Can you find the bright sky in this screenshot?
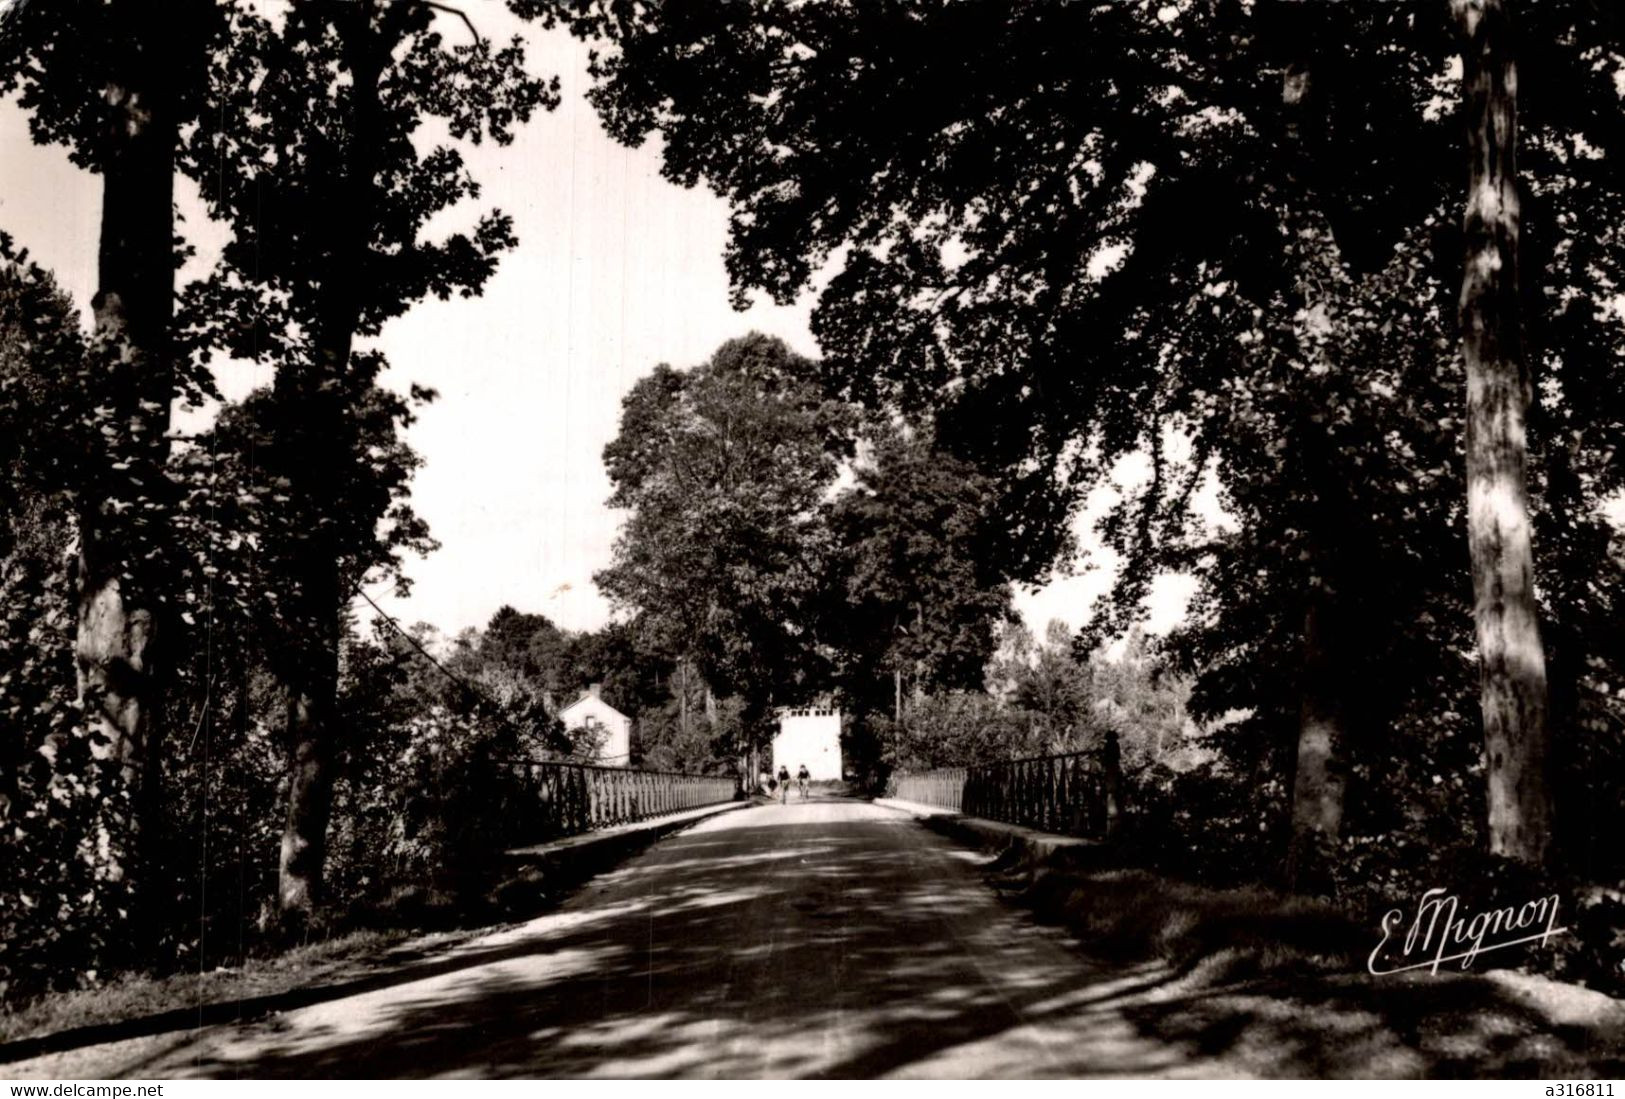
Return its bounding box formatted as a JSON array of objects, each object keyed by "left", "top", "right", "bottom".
[{"left": 0, "top": 15, "right": 1186, "bottom": 641}]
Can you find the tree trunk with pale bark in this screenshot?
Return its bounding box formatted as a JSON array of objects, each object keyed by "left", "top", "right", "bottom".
[
  {"left": 1452, "top": 0, "right": 1553, "bottom": 866},
  {"left": 276, "top": 578, "right": 341, "bottom": 917},
  {"left": 1288, "top": 591, "right": 1349, "bottom": 886},
  {"left": 1279, "top": 54, "right": 1353, "bottom": 889},
  {"left": 78, "top": 0, "right": 177, "bottom": 916}
]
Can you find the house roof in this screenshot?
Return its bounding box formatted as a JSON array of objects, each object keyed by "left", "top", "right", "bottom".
[{"left": 559, "top": 692, "right": 628, "bottom": 721}]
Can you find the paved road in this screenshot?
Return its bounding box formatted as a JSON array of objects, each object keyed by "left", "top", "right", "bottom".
[
  {"left": 12, "top": 797, "right": 1625, "bottom": 1079},
  {"left": 52, "top": 798, "right": 1239, "bottom": 1079}
]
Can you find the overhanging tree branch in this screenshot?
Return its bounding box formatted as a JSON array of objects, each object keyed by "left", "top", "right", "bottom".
[{"left": 416, "top": 0, "right": 483, "bottom": 47}]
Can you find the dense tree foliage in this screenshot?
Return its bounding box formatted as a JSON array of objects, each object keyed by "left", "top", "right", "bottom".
[
  {"left": 1, "top": 0, "right": 562, "bottom": 987},
  {"left": 2, "top": 0, "right": 225, "bottom": 927},
  {"left": 0, "top": 241, "right": 102, "bottom": 992},
  {"left": 883, "top": 620, "right": 1202, "bottom": 778},
  {"left": 598, "top": 333, "right": 853, "bottom": 754},
  {"left": 179, "top": 0, "right": 555, "bottom": 923},
  {"left": 555, "top": 0, "right": 1625, "bottom": 889},
  {"left": 596, "top": 337, "right": 1053, "bottom": 776},
  {"left": 822, "top": 425, "right": 1019, "bottom": 718},
  {"left": 6, "top": 0, "right": 1625, "bottom": 1012}
]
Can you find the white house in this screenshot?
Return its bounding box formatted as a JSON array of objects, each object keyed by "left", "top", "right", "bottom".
[
  {"left": 773, "top": 708, "right": 842, "bottom": 781},
  {"left": 559, "top": 683, "right": 632, "bottom": 766}
]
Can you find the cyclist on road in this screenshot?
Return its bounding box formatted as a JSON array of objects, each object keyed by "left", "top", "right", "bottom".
[
  {"left": 797, "top": 764, "right": 811, "bottom": 800},
  {"left": 777, "top": 764, "right": 791, "bottom": 804}
]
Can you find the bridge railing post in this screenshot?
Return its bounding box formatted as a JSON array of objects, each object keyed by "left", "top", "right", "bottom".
[{"left": 1102, "top": 730, "right": 1123, "bottom": 840}]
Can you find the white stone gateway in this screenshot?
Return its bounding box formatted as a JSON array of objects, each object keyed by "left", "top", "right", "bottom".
[{"left": 773, "top": 707, "right": 842, "bottom": 781}]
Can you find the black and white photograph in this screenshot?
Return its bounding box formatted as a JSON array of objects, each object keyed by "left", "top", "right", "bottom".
[{"left": 2, "top": 0, "right": 1625, "bottom": 1083}]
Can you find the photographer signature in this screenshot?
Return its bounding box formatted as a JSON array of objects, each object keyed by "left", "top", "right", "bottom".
[{"left": 1368, "top": 887, "right": 1567, "bottom": 975}]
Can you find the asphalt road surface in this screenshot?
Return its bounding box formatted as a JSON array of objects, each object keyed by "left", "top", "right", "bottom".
[
  {"left": 19, "top": 797, "right": 1252, "bottom": 1079},
  {"left": 23, "top": 797, "right": 1609, "bottom": 1079}
]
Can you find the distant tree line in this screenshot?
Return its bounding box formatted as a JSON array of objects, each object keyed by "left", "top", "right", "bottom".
[
  {"left": 591, "top": 333, "right": 1035, "bottom": 781},
  {"left": 588, "top": 333, "right": 1212, "bottom": 797}
]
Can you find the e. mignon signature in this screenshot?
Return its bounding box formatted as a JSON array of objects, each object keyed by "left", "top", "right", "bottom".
[{"left": 1368, "top": 887, "right": 1567, "bottom": 976}]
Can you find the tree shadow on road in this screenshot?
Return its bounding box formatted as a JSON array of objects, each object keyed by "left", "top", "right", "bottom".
[{"left": 84, "top": 809, "right": 1625, "bottom": 1079}]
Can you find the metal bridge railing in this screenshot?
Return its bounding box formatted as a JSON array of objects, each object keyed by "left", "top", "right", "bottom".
[
  {"left": 892, "top": 768, "right": 968, "bottom": 813},
  {"left": 892, "top": 736, "right": 1123, "bottom": 840},
  {"left": 498, "top": 760, "right": 738, "bottom": 846}
]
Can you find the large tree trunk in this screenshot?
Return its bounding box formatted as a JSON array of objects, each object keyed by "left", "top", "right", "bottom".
[
  {"left": 275, "top": 1, "right": 384, "bottom": 924},
  {"left": 1288, "top": 590, "right": 1349, "bottom": 887},
  {"left": 1285, "top": 400, "right": 1357, "bottom": 891},
  {"left": 276, "top": 577, "right": 341, "bottom": 916},
  {"left": 78, "top": 0, "right": 177, "bottom": 914},
  {"left": 1452, "top": 0, "right": 1552, "bottom": 866},
  {"left": 1278, "top": 57, "right": 1353, "bottom": 888},
  {"left": 273, "top": 377, "right": 352, "bottom": 925}
]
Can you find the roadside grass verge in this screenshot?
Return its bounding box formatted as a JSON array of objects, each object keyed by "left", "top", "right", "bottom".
[
  {"left": 2, "top": 801, "right": 752, "bottom": 1056},
  {"left": 0, "top": 926, "right": 490, "bottom": 1047},
  {"left": 1001, "top": 858, "right": 1625, "bottom": 1076},
  {"left": 1016, "top": 865, "right": 1363, "bottom": 982}
]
